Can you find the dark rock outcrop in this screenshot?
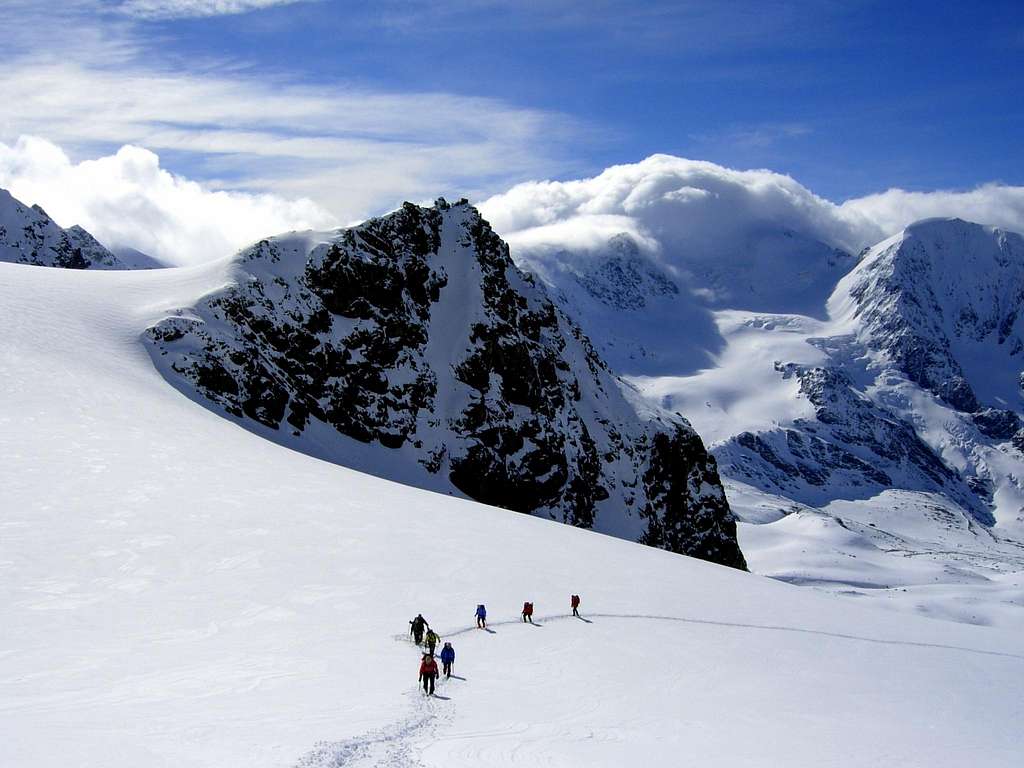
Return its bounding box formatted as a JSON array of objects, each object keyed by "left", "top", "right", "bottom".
[
  {"left": 145, "top": 199, "right": 745, "bottom": 567},
  {"left": 973, "top": 408, "right": 1022, "bottom": 440},
  {"left": 717, "top": 362, "right": 989, "bottom": 523}
]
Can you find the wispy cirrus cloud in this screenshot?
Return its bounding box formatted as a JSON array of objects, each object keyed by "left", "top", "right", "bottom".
[
  {"left": 0, "top": 0, "right": 582, "bottom": 261},
  {"left": 0, "top": 58, "right": 575, "bottom": 217},
  {"left": 115, "top": 0, "right": 309, "bottom": 19}
]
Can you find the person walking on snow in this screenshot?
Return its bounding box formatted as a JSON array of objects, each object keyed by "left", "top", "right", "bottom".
[
  {"left": 522, "top": 601, "right": 534, "bottom": 623},
  {"left": 440, "top": 642, "right": 455, "bottom": 678},
  {"left": 419, "top": 653, "right": 439, "bottom": 696},
  {"left": 409, "top": 614, "right": 427, "bottom": 645},
  {"left": 424, "top": 628, "right": 440, "bottom": 655},
  {"left": 571, "top": 594, "right": 581, "bottom": 617},
  {"left": 475, "top": 604, "right": 487, "bottom": 629}
]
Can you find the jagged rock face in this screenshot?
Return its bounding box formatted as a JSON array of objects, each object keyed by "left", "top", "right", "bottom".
[
  {"left": 837, "top": 218, "right": 1024, "bottom": 414},
  {"left": 721, "top": 218, "right": 1024, "bottom": 529},
  {"left": 571, "top": 234, "right": 679, "bottom": 310},
  {"left": 973, "top": 408, "right": 1022, "bottom": 440},
  {"left": 0, "top": 189, "right": 123, "bottom": 269},
  {"left": 145, "top": 199, "right": 745, "bottom": 567},
  {"left": 1013, "top": 429, "right": 1024, "bottom": 453},
  {"left": 715, "top": 362, "right": 989, "bottom": 521},
  {"left": 640, "top": 428, "right": 745, "bottom": 567}
]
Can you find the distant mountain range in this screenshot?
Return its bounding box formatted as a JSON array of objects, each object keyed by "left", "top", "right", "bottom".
[
  {"left": 523, "top": 214, "right": 1024, "bottom": 588},
  {"left": 6, "top": 180, "right": 1024, "bottom": 577}
]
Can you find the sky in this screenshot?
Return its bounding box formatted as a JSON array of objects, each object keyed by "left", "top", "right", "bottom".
[{"left": 0, "top": 0, "right": 1022, "bottom": 264}]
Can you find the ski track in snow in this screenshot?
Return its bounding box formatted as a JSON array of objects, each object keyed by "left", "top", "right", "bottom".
[
  {"left": 296, "top": 694, "right": 448, "bottom": 768},
  {"left": 331, "top": 609, "right": 1024, "bottom": 767},
  {"left": 439, "top": 612, "right": 1024, "bottom": 660}
]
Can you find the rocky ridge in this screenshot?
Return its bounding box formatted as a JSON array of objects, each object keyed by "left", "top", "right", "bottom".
[{"left": 145, "top": 199, "right": 746, "bottom": 567}]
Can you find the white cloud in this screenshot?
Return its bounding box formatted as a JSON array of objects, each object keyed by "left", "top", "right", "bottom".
[
  {"left": 7, "top": 140, "right": 1023, "bottom": 273},
  {"left": 116, "top": 0, "right": 307, "bottom": 19},
  {"left": 0, "top": 136, "right": 335, "bottom": 266},
  {"left": 0, "top": 58, "right": 574, "bottom": 228},
  {"left": 840, "top": 185, "right": 1024, "bottom": 242},
  {"left": 479, "top": 154, "right": 875, "bottom": 260},
  {"left": 480, "top": 154, "right": 1024, "bottom": 263},
  {"left": 0, "top": 0, "right": 579, "bottom": 239}
]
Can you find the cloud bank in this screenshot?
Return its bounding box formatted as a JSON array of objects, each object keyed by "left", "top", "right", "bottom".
[
  {"left": 480, "top": 155, "right": 1024, "bottom": 261},
  {"left": 840, "top": 185, "right": 1024, "bottom": 243},
  {"left": 0, "top": 136, "right": 335, "bottom": 266},
  {"left": 4, "top": 143, "right": 1024, "bottom": 271}
]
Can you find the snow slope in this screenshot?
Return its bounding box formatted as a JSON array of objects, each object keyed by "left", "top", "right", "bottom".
[{"left": 2, "top": 251, "right": 1023, "bottom": 766}]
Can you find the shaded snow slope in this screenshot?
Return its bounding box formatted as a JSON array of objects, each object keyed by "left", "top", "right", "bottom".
[
  {"left": 0, "top": 188, "right": 124, "bottom": 269},
  {"left": 514, "top": 226, "right": 852, "bottom": 379},
  {"left": 2, "top": 258, "right": 1023, "bottom": 768},
  {"left": 142, "top": 200, "right": 744, "bottom": 565}
]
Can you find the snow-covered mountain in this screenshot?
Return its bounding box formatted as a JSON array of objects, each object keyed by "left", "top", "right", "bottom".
[
  {"left": 514, "top": 226, "right": 853, "bottom": 378},
  {"left": 0, "top": 188, "right": 124, "bottom": 269},
  {"left": 510, "top": 216, "right": 1024, "bottom": 619},
  {"left": 144, "top": 199, "right": 745, "bottom": 567},
  {"left": 834, "top": 218, "right": 1024, "bottom": 417},
  {"left": 2, "top": 244, "right": 1021, "bottom": 768}
]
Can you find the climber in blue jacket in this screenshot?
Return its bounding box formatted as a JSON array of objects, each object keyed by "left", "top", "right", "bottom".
[
  {"left": 475, "top": 603, "right": 487, "bottom": 629},
  {"left": 440, "top": 642, "right": 456, "bottom": 678}
]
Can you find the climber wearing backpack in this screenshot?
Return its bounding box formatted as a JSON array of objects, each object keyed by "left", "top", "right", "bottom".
[
  {"left": 409, "top": 614, "right": 427, "bottom": 645},
  {"left": 522, "top": 601, "right": 534, "bottom": 623},
  {"left": 440, "top": 642, "right": 455, "bottom": 678},
  {"left": 419, "top": 653, "right": 439, "bottom": 695},
  {"left": 571, "top": 594, "right": 581, "bottom": 617},
  {"left": 475, "top": 604, "right": 487, "bottom": 629},
  {"left": 424, "top": 627, "right": 440, "bottom": 655}
]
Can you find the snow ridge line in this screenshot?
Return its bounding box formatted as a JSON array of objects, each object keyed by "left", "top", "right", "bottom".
[{"left": 436, "top": 612, "right": 1024, "bottom": 660}]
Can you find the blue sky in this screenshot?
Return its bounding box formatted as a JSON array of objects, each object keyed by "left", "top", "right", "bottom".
[
  {"left": 0, "top": 0, "right": 1022, "bottom": 263},
  {"left": 124, "top": 0, "right": 1024, "bottom": 200}
]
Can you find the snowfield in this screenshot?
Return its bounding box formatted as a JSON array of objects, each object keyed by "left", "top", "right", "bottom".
[{"left": 2, "top": 259, "right": 1023, "bottom": 767}]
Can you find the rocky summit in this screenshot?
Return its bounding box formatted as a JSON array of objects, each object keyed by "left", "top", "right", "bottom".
[
  {"left": 145, "top": 199, "right": 746, "bottom": 568},
  {"left": 0, "top": 189, "right": 123, "bottom": 269}
]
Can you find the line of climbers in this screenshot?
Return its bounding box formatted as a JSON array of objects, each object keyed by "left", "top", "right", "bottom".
[{"left": 411, "top": 595, "right": 583, "bottom": 696}]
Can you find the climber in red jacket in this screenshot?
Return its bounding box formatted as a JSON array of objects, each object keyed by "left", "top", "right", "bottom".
[
  {"left": 522, "top": 601, "right": 534, "bottom": 623},
  {"left": 571, "top": 594, "right": 581, "bottom": 617},
  {"left": 419, "top": 653, "right": 439, "bottom": 695}
]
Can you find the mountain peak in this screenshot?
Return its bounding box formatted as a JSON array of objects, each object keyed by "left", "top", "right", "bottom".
[
  {"left": 835, "top": 217, "right": 1024, "bottom": 413},
  {"left": 0, "top": 187, "right": 125, "bottom": 270},
  {"left": 145, "top": 198, "right": 746, "bottom": 568}
]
